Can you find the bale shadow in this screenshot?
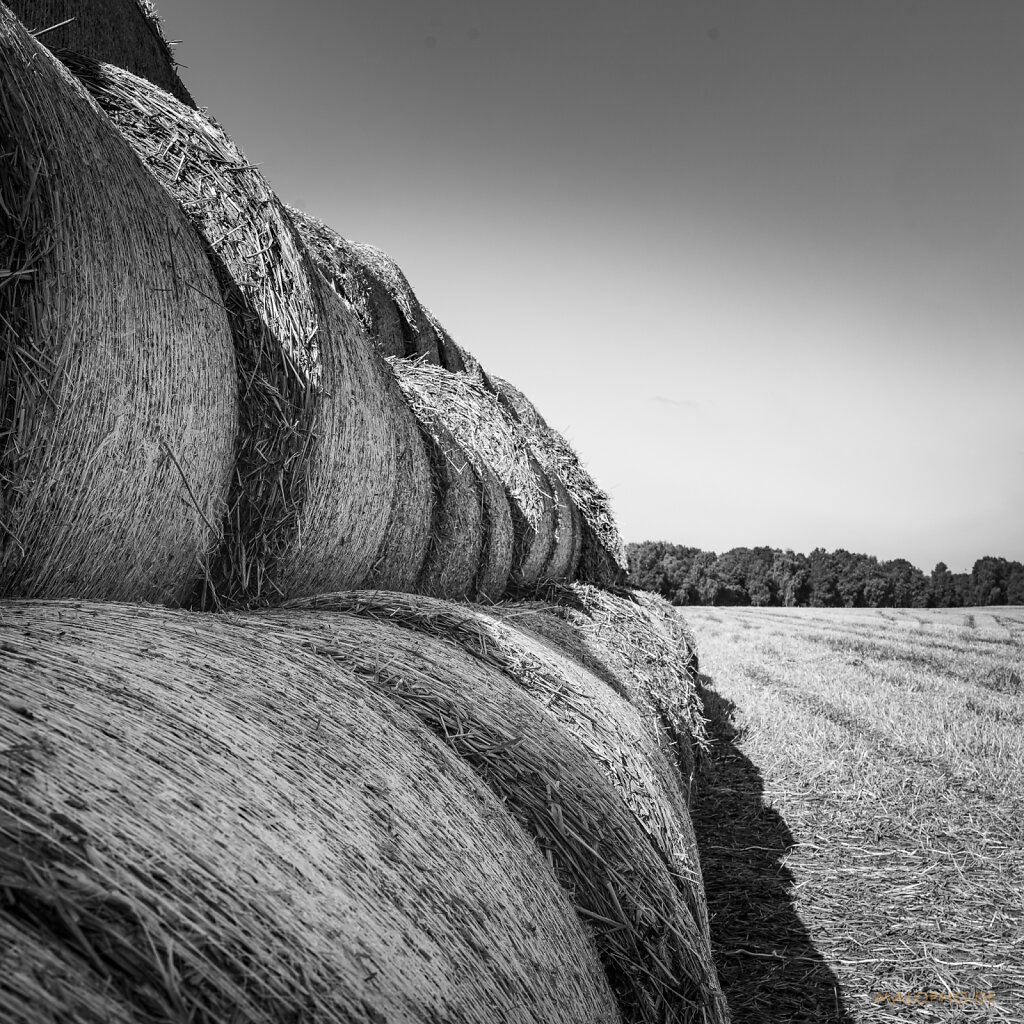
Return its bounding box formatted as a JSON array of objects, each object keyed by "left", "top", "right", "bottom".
[{"left": 692, "top": 677, "right": 855, "bottom": 1023}]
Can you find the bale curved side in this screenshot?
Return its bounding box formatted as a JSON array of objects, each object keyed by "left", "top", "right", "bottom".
[
  {"left": 415, "top": 421, "right": 485, "bottom": 599},
  {"left": 8, "top": 0, "right": 194, "bottom": 105},
  {"left": 343, "top": 240, "right": 441, "bottom": 363},
  {"left": 422, "top": 305, "right": 469, "bottom": 373},
  {"left": 268, "top": 601, "right": 729, "bottom": 1024},
  {"left": 0, "top": 599, "right": 620, "bottom": 1024},
  {"left": 288, "top": 207, "right": 405, "bottom": 359},
  {"left": 476, "top": 460, "right": 515, "bottom": 601},
  {"left": 502, "top": 582, "right": 709, "bottom": 799},
  {"left": 0, "top": 12, "right": 236, "bottom": 603},
  {"left": 285, "top": 590, "right": 715, "bottom": 942},
  {"left": 392, "top": 361, "right": 555, "bottom": 588},
  {"left": 493, "top": 375, "right": 628, "bottom": 586},
  {"left": 64, "top": 56, "right": 432, "bottom": 604}
]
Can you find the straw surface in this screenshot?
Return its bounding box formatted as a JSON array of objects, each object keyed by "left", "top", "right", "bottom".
[
  {"left": 493, "top": 375, "right": 628, "bottom": 586},
  {"left": 493, "top": 376, "right": 582, "bottom": 581},
  {"left": 0, "top": 598, "right": 621, "bottom": 1024},
  {"left": 272, "top": 597, "right": 729, "bottom": 1024},
  {"left": 0, "top": 11, "right": 236, "bottom": 604},
  {"left": 64, "top": 56, "right": 433, "bottom": 605},
  {"left": 423, "top": 305, "right": 471, "bottom": 373},
  {"left": 342, "top": 239, "right": 441, "bottom": 363},
  {"left": 287, "top": 591, "right": 715, "bottom": 942},
  {"left": 8, "top": 0, "right": 194, "bottom": 105},
  {"left": 288, "top": 208, "right": 405, "bottom": 359},
  {"left": 392, "top": 360, "right": 556, "bottom": 587},
  {"left": 415, "top": 421, "right": 486, "bottom": 598},
  {"left": 504, "top": 583, "right": 709, "bottom": 800}
]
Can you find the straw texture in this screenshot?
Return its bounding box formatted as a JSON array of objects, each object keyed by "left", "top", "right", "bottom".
[
  {"left": 416, "top": 421, "right": 486, "bottom": 598},
  {"left": 493, "top": 375, "right": 628, "bottom": 586},
  {"left": 504, "top": 583, "right": 709, "bottom": 799},
  {"left": 0, "top": 10, "right": 236, "bottom": 603},
  {"left": 392, "top": 360, "right": 557, "bottom": 587},
  {"left": 0, "top": 598, "right": 621, "bottom": 1024},
  {"left": 8, "top": 0, "right": 194, "bottom": 105},
  {"left": 493, "top": 376, "right": 583, "bottom": 580},
  {"left": 288, "top": 207, "right": 405, "bottom": 359},
  {"left": 423, "top": 306, "right": 471, "bottom": 373},
  {"left": 273, "top": 596, "right": 729, "bottom": 1024},
  {"left": 287, "top": 591, "right": 715, "bottom": 941},
  {"left": 63, "top": 56, "right": 432, "bottom": 605}
]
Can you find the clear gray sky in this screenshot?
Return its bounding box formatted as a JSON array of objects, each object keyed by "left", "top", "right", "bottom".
[{"left": 158, "top": 0, "right": 1023, "bottom": 573}]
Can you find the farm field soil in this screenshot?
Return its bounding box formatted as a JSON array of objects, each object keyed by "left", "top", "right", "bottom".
[{"left": 684, "top": 605, "right": 1023, "bottom": 1023}]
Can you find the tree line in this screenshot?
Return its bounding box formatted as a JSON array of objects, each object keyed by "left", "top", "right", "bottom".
[{"left": 626, "top": 542, "right": 1024, "bottom": 608}]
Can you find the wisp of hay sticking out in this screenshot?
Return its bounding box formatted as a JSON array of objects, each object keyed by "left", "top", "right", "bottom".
[
  {"left": 0, "top": 9, "right": 236, "bottom": 604},
  {"left": 286, "top": 590, "right": 717, "bottom": 944},
  {"left": 263, "top": 598, "right": 729, "bottom": 1024},
  {"left": 392, "top": 360, "right": 556, "bottom": 587},
  {"left": 8, "top": 0, "right": 194, "bottom": 105},
  {"left": 1, "top": 599, "right": 622, "bottom": 1024},
  {"left": 62, "top": 56, "right": 433, "bottom": 604},
  {"left": 493, "top": 374, "right": 629, "bottom": 586},
  {"left": 503, "top": 582, "right": 709, "bottom": 799},
  {"left": 421, "top": 304, "right": 472, "bottom": 373}
]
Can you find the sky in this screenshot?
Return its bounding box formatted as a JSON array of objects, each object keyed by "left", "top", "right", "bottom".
[{"left": 157, "top": 0, "right": 1023, "bottom": 574}]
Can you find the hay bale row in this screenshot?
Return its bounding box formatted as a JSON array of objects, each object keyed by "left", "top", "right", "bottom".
[
  {"left": 0, "top": 8, "right": 237, "bottom": 604},
  {"left": 391, "top": 360, "right": 559, "bottom": 588},
  {"left": 287, "top": 590, "right": 713, "bottom": 941},
  {"left": 506, "top": 583, "right": 709, "bottom": 801},
  {"left": 8, "top": 0, "right": 194, "bottom": 106},
  {"left": 0, "top": 599, "right": 621, "bottom": 1024},
  {"left": 267, "top": 599, "right": 729, "bottom": 1024},
  {"left": 493, "top": 375, "right": 629, "bottom": 587},
  {"left": 291, "top": 209, "right": 476, "bottom": 372},
  {"left": 61, "top": 55, "right": 434, "bottom": 604}
]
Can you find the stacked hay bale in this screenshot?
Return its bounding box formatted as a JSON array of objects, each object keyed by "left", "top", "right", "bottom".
[
  {"left": 0, "top": 599, "right": 621, "bottom": 1024},
  {"left": 0, "top": 7, "right": 237, "bottom": 603},
  {"left": 60, "top": 55, "right": 434, "bottom": 604},
  {"left": 266, "top": 596, "right": 728, "bottom": 1023},
  {"left": 392, "top": 360, "right": 558, "bottom": 589},
  {"left": 8, "top": 0, "right": 194, "bottom": 105},
  {"left": 494, "top": 376, "right": 629, "bottom": 587}
]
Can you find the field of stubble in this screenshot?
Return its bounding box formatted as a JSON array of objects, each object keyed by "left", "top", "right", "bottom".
[{"left": 684, "top": 605, "right": 1023, "bottom": 1023}]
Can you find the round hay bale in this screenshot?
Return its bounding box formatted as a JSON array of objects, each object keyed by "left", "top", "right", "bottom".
[
  {"left": 415, "top": 421, "right": 485, "bottom": 599},
  {"left": 421, "top": 304, "right": 471, "bottom": 373},
  {"left": 288, "top": 207, "right": 406, "bottom": 359},
  {"left": 62, "top": 55, "right": 433, "bottom": 605},
  {"left": 0, "top": 11, "right": 237, "bottom": 604},
  {"left": 492, "top": 376, "right": 628, "bottom": 586},
  {"left": 8, "top": 0, "right": 194, "bottom": 105},
  {"left": 270, "top": 597, "right": 729, "bottom": 1024},
  {"left": 475, "top": 459, "right": 515, "bottom": 601},
  {"left": 286, "top": 590, "right": 715, "bottom": 942},
  {"left": 493, "top": 377, "right": 582, "bottom": 580},
  {"left": 392, "top": 360, "right": 555, "bottom": 588},
  {"left": 0, "top": 599, "right": 620, "bottom": 1024},
  {"left": 505, "top": 582, "right": 709, "bottom": 799},
  {"left": 335, "top": 236, "right": 442, "bottom": 363}
]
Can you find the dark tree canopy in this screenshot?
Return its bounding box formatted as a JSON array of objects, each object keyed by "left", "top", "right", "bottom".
[{"left": 627, "top": 543, "right": 1024, "bottom": 608}]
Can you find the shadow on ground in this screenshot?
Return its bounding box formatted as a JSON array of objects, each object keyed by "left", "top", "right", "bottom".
[{"left": 692, "top": 677, "right": 855, "bottom": 1024}]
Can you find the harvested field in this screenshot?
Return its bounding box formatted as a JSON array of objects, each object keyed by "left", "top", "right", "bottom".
[
  {"left": 684, "top": 604, "right": 1024, "bottom": 1023},
  {"left": 9, "top": 0, "right": 194, "bottom": 105},
  {"left": 64, "top": 57, "right": 433, "bottom": 604},
  {"left": 0, "top": 599, "right": 621, "bottom": 1024},
  {"left": 0, "top": 11, "right": 236, "bottom": 604},
  {"left": 392, "top": 360, "right": 557, "bottom": 588},
  {"left": 265, "top": 597, "right": 729, "bottom": 1024}
]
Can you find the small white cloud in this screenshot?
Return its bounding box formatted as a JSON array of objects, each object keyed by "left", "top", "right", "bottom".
[{"left": 654, "top": 394, "right": 699, "bottom": 409}]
